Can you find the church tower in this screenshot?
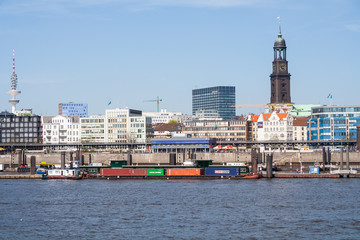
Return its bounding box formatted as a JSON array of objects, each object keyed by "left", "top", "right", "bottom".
[{"left": 270, "top": 20, "right": 291, "bottom": 104}]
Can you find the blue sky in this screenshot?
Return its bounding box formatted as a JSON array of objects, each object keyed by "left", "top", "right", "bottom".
[{"left": 0, "top": 0, "right": 359, "bottom": 116}]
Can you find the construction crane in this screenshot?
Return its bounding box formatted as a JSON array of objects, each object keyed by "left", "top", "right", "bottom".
[
  {"left": 231, "top": 103, "right": 291, "bottom": 108},
  {"left": 144, "top": 96, "right": 163, "bottom": 112},
  {"left": 231, "top": 104, "right": 268, "bottom": 108}
]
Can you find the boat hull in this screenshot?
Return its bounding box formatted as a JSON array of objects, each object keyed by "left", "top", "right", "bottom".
[{"left": 42, "top": 175, "right": 82, "bottom": 180}]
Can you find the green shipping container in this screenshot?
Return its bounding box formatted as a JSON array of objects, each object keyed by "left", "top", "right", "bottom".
[{"left": 147, "top": 169, "right": 164, "bottom": 176}]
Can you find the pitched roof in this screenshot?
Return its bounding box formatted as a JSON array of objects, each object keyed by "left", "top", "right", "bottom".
[
  {"left": 293, "top": 117, "right": 308, "bottom": 126},
  {"left": 262, "top": 113, "right": 271, "bottom": 121},
  {"left": 153, "top": 123, "right": 182, "bottom": 132},
  {"left": 250, "top": 115, "right": 259, "bottom": 122},
  {"left": 277, "top": 113, "right": 288, "bottom": 120}
]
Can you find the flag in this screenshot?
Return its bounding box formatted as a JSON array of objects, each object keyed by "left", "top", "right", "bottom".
[{"left": 108, "top": 101, "right": 111, "bottom": 105}]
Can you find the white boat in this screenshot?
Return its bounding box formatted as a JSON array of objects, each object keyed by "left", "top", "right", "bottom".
[{"left": 42, "top": 169, "right": 82, "bottom": 180}]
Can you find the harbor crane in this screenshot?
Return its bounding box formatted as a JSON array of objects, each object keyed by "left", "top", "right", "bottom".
[{"left": 144, "top": 96, "right": 163, "bottom": 112}]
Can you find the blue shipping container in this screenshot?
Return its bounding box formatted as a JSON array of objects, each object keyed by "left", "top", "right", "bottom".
[
  {"left": 205, "top": 167, "right": 239, "bottom": 176},
  {"left": 309, "top": 166, "right": 320, "bottom": 174}
]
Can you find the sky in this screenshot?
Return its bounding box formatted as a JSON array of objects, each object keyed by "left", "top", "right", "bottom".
[{"left": 0, "top": 0, "right": 359, "bottom": 116}]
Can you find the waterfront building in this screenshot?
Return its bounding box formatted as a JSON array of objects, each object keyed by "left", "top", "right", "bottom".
[
  {"left": 257, "top": 112, "right": 293, "bottom": 141},
  {"left": 247, "top": 115, "right": 259, "bottom": 141},
  {"left": 59, "top": 102, "right": 88, "bottom": 118},
  {"left": 0, "top": 111, "right": 42, "bottom": 143},
  {"left": 270, "top": 21, "right": 291, "bottom": 105},
  {"left": 307, "top": 105, "right": 360, "bottom": 141},
  {"left": 80, "top": 115, "right": 105, "bottom": 143},
  {"left": 183, "top": 119, "right": 246, "bottom": 142},
  {"left": 143, "top": 109, "right": 182, "bottom": 124},
  {"left": 153, "top": 123, "right": 183, "bottom": 138},
  {"left": 105, "top": 108, "right": 152, "bottom": 150},
  {"left": 293, "top": 117, "right": 308, "bottom": 141},
  {"left": 192, "top": 86, "right": 235, "bottom": 120},
  {"left": 42, "top": 115, "right": 80, "bottom": 144}
]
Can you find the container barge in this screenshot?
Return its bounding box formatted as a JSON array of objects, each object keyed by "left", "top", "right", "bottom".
[{"left": 80, "top": 160, "right": 260, "bottom": 180}]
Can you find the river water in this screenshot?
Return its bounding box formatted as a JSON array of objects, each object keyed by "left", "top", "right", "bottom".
[{"left": 1, "top": 179, "right": 359, "bottom": 240}]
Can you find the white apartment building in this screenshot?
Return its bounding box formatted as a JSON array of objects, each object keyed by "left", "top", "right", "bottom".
[
  {"left": 257, "top": 112, "right": 293, "bottom": 141},
  {"left": 293, "top": 117, "right": 308, "bottom": 141},
  {"left": 80, "top": 115, "right": 105, "bottom": 143},
  {"left": 105, "top": 108, "right": 152, "bottom": 149},
  {"left": 142, "top": 109, "right": 182, "bottom": 124},
  {"left": 42, "top": 115, "right": 80, "bottom": 144}
]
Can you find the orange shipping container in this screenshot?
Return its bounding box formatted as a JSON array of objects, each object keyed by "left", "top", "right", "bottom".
[{"left": 166, "top": 168, "right": 203, "bottom": 176}]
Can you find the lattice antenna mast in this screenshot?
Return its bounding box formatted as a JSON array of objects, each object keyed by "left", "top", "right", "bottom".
[{"left": 8, "top": 48, "right": 21, "bottom": 114}]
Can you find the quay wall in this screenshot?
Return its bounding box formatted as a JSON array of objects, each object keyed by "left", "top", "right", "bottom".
[{"left": 1, "top": 151, "right": 360, "bottom": 166}]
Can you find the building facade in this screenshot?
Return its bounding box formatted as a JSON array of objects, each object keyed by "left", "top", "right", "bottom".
[
  {"left": 192, "top": 86, "right": 235, "bottom": 120},
  {"left": 307, "top": 105, "right": 360, "bottom": 140},
  {"left": 80, "top": 115, "right": 105, "bottom": 143},
  {"left": 42, "top": 115, "right": 80, "bottom": 144},
  {"left": 257, "top": 112, "right": 293, "bottom": 141},
  {"left": 0, "top": 111, "right": 42, "bottom": 143},
  {"left": 59, "top": 102, "right": 88, "bottom": 118},
  {"left": 183, "top": 119, "right": 246, "bottom": 142},
  {"left": 143, "top": 109, "right": 182, "bottom": 124},
  {"left": 105, "top": 108, "right": 152, "bottom": 149},
  {"left": 293, "top": 117, "right": 308, "bottom": 141}
]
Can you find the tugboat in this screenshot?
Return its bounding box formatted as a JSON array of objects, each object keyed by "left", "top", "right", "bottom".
[{"left": 42, "top": 168, "right": 82, "bottom": 180}]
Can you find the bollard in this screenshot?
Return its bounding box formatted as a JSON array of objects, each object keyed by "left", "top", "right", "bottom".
[
  {"left": 266, "top": 154, "right": 273, "bottom": 178},
  {"left": 346, "top": 145, "right": 350, "bottom": 170},
  {"left": 340, "top": 147, "right": 343, "bottom": 170},
  {"left": 30, "top": 156, "right": 36, "bottom": 175}
]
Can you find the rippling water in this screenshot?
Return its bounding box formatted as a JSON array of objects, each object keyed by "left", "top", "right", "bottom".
[{"left": 1, "top": 179, "right": 360, "bottom": 239}]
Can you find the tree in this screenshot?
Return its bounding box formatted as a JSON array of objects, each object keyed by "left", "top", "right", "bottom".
[{"left": 168, "top": 120, "right": 178, "bottom": 124}]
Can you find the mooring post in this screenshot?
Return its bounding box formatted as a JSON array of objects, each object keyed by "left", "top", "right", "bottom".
[
  {"left": 89, "top": 154, "right": 92, "bottom": 165},
  {"left": 266, "top": 154, "right": 273, "bottom": 178},
  {"left": 346, "top": 145, "right": 350, "bottom": 170},
  {"left": 169, "top": 153, "right": 176, "bottom": 165},
  {"left": 322, "top": 147, "right": 327, "bottom": 171},
  {"left": 30, "top": 156, "right": 36, "bottom": 175},
  {"left": 340, "top": 147, "right": 344, "bottom": 170},
  {"left": 127, "top": 153, "right": 132, "bottom": 166},
  {"left": 61, "top": 152, "right": 66, "bottom": 169},
  {"left": 327, "top": 147, "right": 331, "bottom": 166},
  {"left": 81, "top": 154, "right": 85, "bottom": 166},
  {"left": 18, "top": 150, "right": 23, "bottom": 167}
]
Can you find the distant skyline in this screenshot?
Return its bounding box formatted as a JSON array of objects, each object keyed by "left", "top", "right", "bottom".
[{"left": 0, "top": 0, "right": 359, "bottom": 116}]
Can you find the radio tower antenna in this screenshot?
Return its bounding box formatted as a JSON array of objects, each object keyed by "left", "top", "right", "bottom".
[{"left": 7, "top": 48, "right": 21, "bottom": 114}]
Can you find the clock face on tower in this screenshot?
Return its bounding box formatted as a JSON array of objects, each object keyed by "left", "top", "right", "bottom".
[{"left": 279, "top": 63, "right": 287, "bottom": 72}]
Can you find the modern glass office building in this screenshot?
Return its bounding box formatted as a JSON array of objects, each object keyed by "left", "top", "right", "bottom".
[
  {"left": 192, "top": 86, "right": 235, "bottom": 120},
  {"left": 59, "top": 102, "right": 88, "bottom": 118},
  {"left": 307, "top": 105, "right": 360, "bottom": 140}
]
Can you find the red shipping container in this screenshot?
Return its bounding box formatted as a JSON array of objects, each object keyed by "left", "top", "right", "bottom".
[
  {"left": 100, "top": 168, "right": 147, "bottom": 176},
  {"left": 166, "top": 168, "right": 203, "bottom": 176}
]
